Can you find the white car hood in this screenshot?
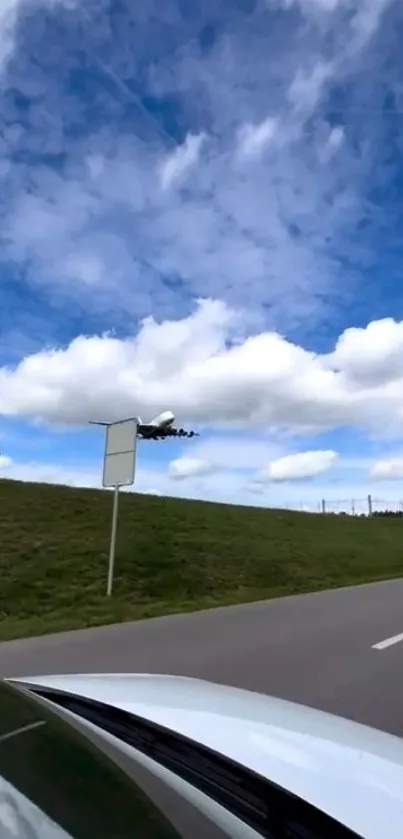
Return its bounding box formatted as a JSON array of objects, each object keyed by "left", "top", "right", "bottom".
[{"left": 9, "top": 673, "right": 403, "bottom": 839}]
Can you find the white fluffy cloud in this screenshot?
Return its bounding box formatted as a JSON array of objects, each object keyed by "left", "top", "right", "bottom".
[
  {"left": 351, "top": 0, "right": 394, "bottom": 47},
  {"left": 185, "top": 437, "right": 286, "bottom": 470},
  {"left": 319, "top": 125, "right": 345, "bottom": 163},
  {"left": 327, "top": 126, "right": 345, "bottom": 149},
  {"left": 2, "top": 302, "right": 403, "bottom": 436},
  {"left": 0, "top": 0, "right": 19, "bottom": 69},
  {"left": 158, "top": 133, "right": 206, "bottom": 191},
  {"left": 255, "top": 450, "right": 338, "bottom": 483},
  {"left": 329, "top": 318, "right": 403, "bottom": 385},
  {"left": 168, "top": 457, "right": 216, "bottom": 481},
  {"left": 288, "top": 59, "right": 334, "bottom": 112},
  {"left": 0, "top": 454, "right": 12, "bottom": 469},
  {"left": 237, "top": 118, "right": 279, "bottom": 159},
  {"left": 371, "top": 458, "right": 403, "bottom": 480}
]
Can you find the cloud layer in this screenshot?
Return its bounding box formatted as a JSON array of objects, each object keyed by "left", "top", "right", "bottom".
[
  {"left": 2, "top": 301, "right": 403, "bottom": 438},
  {"left": 0, "top": 0, "right": 399, "bottom": 349}
]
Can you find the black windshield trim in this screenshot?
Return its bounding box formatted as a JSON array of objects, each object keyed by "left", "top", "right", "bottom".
[{"left": 27, "top": 685, "right": 361, "bottom": 839}]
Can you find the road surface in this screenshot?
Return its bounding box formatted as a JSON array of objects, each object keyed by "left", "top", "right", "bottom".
[{"left": 1, "top": 578, "right": 403, "bottom": 736}]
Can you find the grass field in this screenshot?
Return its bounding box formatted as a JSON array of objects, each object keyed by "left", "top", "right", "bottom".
[{"left": 1, "top": 477, "right": 403, "bottom": 641}]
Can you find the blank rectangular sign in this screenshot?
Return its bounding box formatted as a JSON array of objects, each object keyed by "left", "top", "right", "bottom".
[
  {"left": 106, "top": 419, "right": 137, "bottom": 457},
  {"left": 103, "top": 420, "right": 137, "bottom": 488}
]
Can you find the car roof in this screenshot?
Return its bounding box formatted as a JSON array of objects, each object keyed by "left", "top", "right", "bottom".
[{"left": 11, "top": 672, "right": 403, "bottom": 839}]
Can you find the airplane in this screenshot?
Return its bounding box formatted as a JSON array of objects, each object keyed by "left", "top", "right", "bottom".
[
  {"left": 136, "top": 411, "right": 199, "bottom": 440},
  {"left": 89, "top": 411, "right": 199, "bottom": 440}
]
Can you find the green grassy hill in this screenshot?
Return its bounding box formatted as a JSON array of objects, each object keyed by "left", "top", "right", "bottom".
[{"left": 1, "top": 477, "right": 402, "bottom": 641}]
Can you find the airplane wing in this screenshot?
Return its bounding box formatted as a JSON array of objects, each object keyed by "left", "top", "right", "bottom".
[{"left": 138, "top": 425, "right": 198, "bottom": 440}]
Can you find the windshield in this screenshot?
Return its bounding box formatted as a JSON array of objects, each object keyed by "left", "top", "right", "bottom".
[{"left": 0, "top": 682, "right": 182, "bottom": 839}]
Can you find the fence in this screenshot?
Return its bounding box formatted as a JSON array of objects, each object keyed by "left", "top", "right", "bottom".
[{"left": 317, "top": 495, "right": 403, "bottom": 517}]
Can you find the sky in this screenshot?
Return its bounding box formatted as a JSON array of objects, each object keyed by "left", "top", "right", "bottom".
[{"left": 2, "top": 0, "right": 403, "bottom": 512}]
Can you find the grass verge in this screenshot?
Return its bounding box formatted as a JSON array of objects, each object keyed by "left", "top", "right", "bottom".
[{"left": 1, "top": 478, "right": 403, "bottom": 641}]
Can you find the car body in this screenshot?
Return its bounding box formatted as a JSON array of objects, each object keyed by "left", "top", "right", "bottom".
[{"left": 2, "top": 672, "right": 403, "bottom": 838}]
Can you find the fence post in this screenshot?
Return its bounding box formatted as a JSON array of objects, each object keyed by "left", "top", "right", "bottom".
[
  {"left": 368, "top": 494, "right": 373, "bottom": 517},
  {"left": 321, "top": 498, "right": 326, "bottom": 514}
]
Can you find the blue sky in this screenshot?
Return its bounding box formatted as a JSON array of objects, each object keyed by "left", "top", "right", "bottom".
[{"left": 1, "top": 0, "right": 403, "bottom": 511}]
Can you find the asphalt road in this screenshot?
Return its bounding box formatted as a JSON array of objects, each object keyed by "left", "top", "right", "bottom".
[{"left": 2, "top": 578, "right": 403, "bottom": 737}]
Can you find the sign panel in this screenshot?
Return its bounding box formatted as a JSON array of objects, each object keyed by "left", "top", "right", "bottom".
[{"left": 102, "top": 419, "right": 137, "bottom": 488}]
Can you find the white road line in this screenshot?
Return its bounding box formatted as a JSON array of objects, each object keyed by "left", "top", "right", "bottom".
[{"left": 372, "top": 632, "right": 403, "bottom": 651}]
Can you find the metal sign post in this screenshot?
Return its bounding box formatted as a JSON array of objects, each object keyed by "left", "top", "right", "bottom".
[
  {"left": 107, "top": 485, "right": 120, "bottom": 597},
  {"left": 93, "top": 418, "right": 138, "bottom": 596}
]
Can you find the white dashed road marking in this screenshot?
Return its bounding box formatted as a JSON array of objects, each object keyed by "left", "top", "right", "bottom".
[{"left": 372, "top": 632, "right": 403, "bottom": 651}]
